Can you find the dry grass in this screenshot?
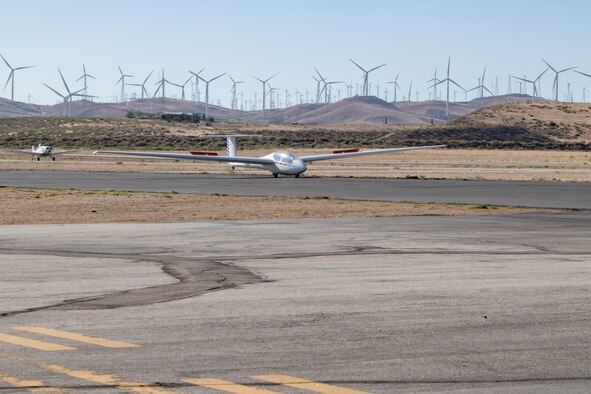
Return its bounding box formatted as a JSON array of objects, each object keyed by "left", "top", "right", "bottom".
[
  {"left": 1, "top": 149, "right": 590, "bottom": 182},
  {"left": 0, "top": 187, "right": 559, "bottom": 225}
]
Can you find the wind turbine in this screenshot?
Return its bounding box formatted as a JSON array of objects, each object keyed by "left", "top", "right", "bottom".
[
  {"left": 386, "top": 73, "right": 400, "bottom": 102},
  {"left": 407, "top": 81, "right": 412, "bottom": 102},
  {"left": 198, "top": 72, "right": 226, "bottom": 119},
  {"left": 313, "top": 75, "right": 323, "bottom": 103},
  {"left": 0, "top": 54, "right": 34, "bottom": 101},
  {"left": 250, "top": 72, "right": 278, "bottom": 120},
  {"left": 128, "top": 71, "right": 153, "bottom": 99},
  {"left": 542, "top": 59, "right": 577, "bottom": 101},
  {"left": 229, "top": 75, "right": 244, "bottom": 110},
  {"left": 349, "top": 59, "right": 387, "bottom": 96},
  {"left": 427, "top": 70, "right": 440, "bottom": 101},
  {"left": 512, "top": 68, "right": 548, "bottom": 102},
  {"left": 76, "top": 64, "right": 95, "bottom": 98},
  {"left": 189, "top": 68, "right": 205, "bottom": 102},
  {"left": 430, "top": 57, "right": 465, "bottom": 120},
  {"left": 44, "top": 69, "right": 85, "bottom": 116},
  {"left": 116, "top": 66, "right": 133, "bottom": 103},
  {"left": 466, "top": 67, "right": 493, "bottom": 99}
]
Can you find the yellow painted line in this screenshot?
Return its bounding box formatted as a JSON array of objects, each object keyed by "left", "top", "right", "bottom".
[
  {"left": 253, "top": 375, "right": 370, "bottom": 394},
  {"left": 183, "top": 378, "right": 281, "bottom": 394},
  {"left": 15, "top": 326, "right": 140, "bottom": 348},
  {"left": 36, "top": 362, "right": 175, "bottom": 394},
  {"left": 0, "top": 373, "right": 68, "bottom": 392},
  {"left": 0, "top": 333, "right": 75, "bottom": 351}
]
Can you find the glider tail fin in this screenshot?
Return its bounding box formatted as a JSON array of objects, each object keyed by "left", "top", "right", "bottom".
[{"left": 226, "top": 136, "right": 237, "bottom": 158}]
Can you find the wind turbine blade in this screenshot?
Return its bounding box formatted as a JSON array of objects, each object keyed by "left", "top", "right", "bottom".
[
  {"left": 541, "top": 59, "right": 557, "bottom": 73},
  {"left": 43, "top": 83, "right": 65, "bottom": 99},
  {"left": 449, "top": 79, "right": 465, "bottom": 91},
  {"left": 368, "top": 63, "right": 387, "bottom": 73},
  {"left": 0, "top": 54, "right": 11, "bottom": 69},
  {"left": 466, "top": 86, "right": 479, "bottom": 93},
  {"left": 535, "top": 67, "right": 549, "bottom": 81},
  {"left": 229, "top": 75, "right": 236, "bottom": 84},
  {"left": 58, "top": 69, "right": 71, "bottom": 94},
  {"left": 264, "top": 71, "right": 280, "bottom": 83},
  {"left": 143, "top": 70, "right": 154, "bottom": 84},
  {"left": 484, "top": 86, "right": 494, "bottom": 96},
  {"left": 87, "top": 74, "right": 96, "bottom": 79},
  {"left": 118, "top": 65, "right": 123, "bottom": 75},
  {"left": 558, "top": 66, "right": 577, "bottom": 73},
  {"left": 15, "top": 66, "right": 34, "bottom": 71},
  {"left": 574, "top": 70, "right": 591, "bottom": 78},
  {"left": 249, "top": 74, "right": 264, "bottom": 83},
  {"left": 184, "top": 75, "right": 193, "bottom": 85},
  {"left": 4, "top": 72, "right": 13, "bottom": 91},
  {"left": 209, "top": 72, "right": 226, "bottom": 82},
  {"left": 116, "top": 76, "right": 124, "bottom": 86},
  {"left": 349, "top": 59, "right": 367, "bottom": 72}
]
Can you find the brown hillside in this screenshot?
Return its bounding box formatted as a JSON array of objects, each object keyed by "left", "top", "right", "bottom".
[{"left": 452, "top": 102, "right": 591, "bottom": 143}]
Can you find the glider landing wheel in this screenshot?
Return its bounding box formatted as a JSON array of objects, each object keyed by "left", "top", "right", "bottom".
[
  {"left": 52, "top": 157, "right": 55, "bottom": 161},
  {"left": 295, "top": 174, "right": 300, "bottom": 178},
  {"left": 273, "top": 174, "right": 278, "bottom": 178},
  {"left": 36, "top": 157, "right": 40, "bottom": 161}
]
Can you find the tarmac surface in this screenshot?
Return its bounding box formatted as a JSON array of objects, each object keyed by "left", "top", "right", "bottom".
[
  {"left": 1, "top": 213, "right": 591, "bottom": 393},
  {"left": 1, "top": 170, "right": 591, "bottom": 208}
]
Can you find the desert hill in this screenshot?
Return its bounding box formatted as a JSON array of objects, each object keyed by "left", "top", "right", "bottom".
[
  {"left": 0, "top": 102, "right": 589, "bottom": 151},
  {"left": 0, "top": 94, "right": 544, "bottom": 125},
  {"left": 451, "top": 101, "right": 591, "bottom": 143}
]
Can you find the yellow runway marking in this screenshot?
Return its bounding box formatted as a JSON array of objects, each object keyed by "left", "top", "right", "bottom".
[
  {"left": 183, "top": 378, "right": 281, "bottom": 394},
  {"left": 15, "top": 326, "right": 139, "bottom": 348},
  {"left": 0, "top": 373, "right": 68, "bottom": 392},
  {"left": 253, "top": 374, "right": 370, "bottom": 394},
  {"left": 36, "top": 362, "right": 175, "bottom": 394},
  {"left": 0, "top": 333, "right": 75, "bottom": 351}
]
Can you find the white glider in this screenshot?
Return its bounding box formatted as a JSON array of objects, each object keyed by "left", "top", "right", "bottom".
[
  {"left": 94, "top": 135, "right": 445, "bottom": 177},
  {"left": 7, "top": 143, "right": 79, "bottom": 161}
]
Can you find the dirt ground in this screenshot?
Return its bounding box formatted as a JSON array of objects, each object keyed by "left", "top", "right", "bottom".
[
  {"left": 0, "top": 188, "right": 561, "bottom": 225},
  {"left": 1, "top": 149, "right": 590, "bottom": 182}
]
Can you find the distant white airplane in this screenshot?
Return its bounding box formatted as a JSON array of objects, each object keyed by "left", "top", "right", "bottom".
[
  {"left": 94, "top": 135, "right": 445, "bottom": 178},
  {"left": 7, "top": 143, "right": 79, "bottom": 161}
]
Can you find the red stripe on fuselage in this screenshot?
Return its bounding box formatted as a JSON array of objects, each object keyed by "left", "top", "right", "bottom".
[
  {"left": 332, "top": 149, "right": 360, "bottom": 154},
  {"left": 190, "top": 151, "right": 218, "bottom": 156}
]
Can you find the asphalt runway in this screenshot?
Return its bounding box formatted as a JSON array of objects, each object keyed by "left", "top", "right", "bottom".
[
  {"left": 1, "top": 213, "right": 590, "bottom": 393},
  {"left": 1, "top": 170, "right": 591, "bottom": 208}
]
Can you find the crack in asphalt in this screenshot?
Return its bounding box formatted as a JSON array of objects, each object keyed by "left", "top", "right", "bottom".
[{"left": 1, "top": 246, "right": 590, "bottom": 318}]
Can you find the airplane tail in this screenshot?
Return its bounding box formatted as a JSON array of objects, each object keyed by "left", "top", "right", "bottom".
[
  {"left": 201, "top": 134, "right": 261, "bottom": 157},
  {"left": 226, "top": 136, "right": 237, "bottom": 157}
]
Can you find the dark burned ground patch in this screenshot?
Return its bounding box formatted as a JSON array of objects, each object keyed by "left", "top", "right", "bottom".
[{"left": 0, "top": 116, "right": 590, "bottom": 151}]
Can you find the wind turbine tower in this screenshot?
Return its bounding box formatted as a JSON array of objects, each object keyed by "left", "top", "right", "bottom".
[
  {"left": 128, "top": 71, "right": 153, "bottom": 100},
  {"left": 0, "top": 54, "right": 34, "bottom": 101},
  {"left": 76, "top": 64, "right": 95, "bottom": 99},
  {"left": 430, "top": 57, "right": 465, "bottom": 120},
  {"left": 250, "top": 72, "right": 278, "bottom": 120},
  {"left": 189, "top": 68, "right": 205, "bottom": 102},
  {"left": 117, "top": 66, "right": 133, "bottom": 103},
  {"left": 229, "top": 75, "right": 244, "bottom": 110},
  {"left": 386, "top": 74, "right": 400, "bottom": 102},
  {"left": 198, "top": 72, "right": 226, "bottom": 119},
  {"left": 349, "top": 59, "right": 387, "bottom": 96},
  {"left": 427, "top": 70, "right": 439, "bottom": 101}
]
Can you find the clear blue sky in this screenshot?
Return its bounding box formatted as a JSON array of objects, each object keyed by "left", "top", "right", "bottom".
[{"left": 1, "top": 0, "right": 590, "bottom": 105}]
